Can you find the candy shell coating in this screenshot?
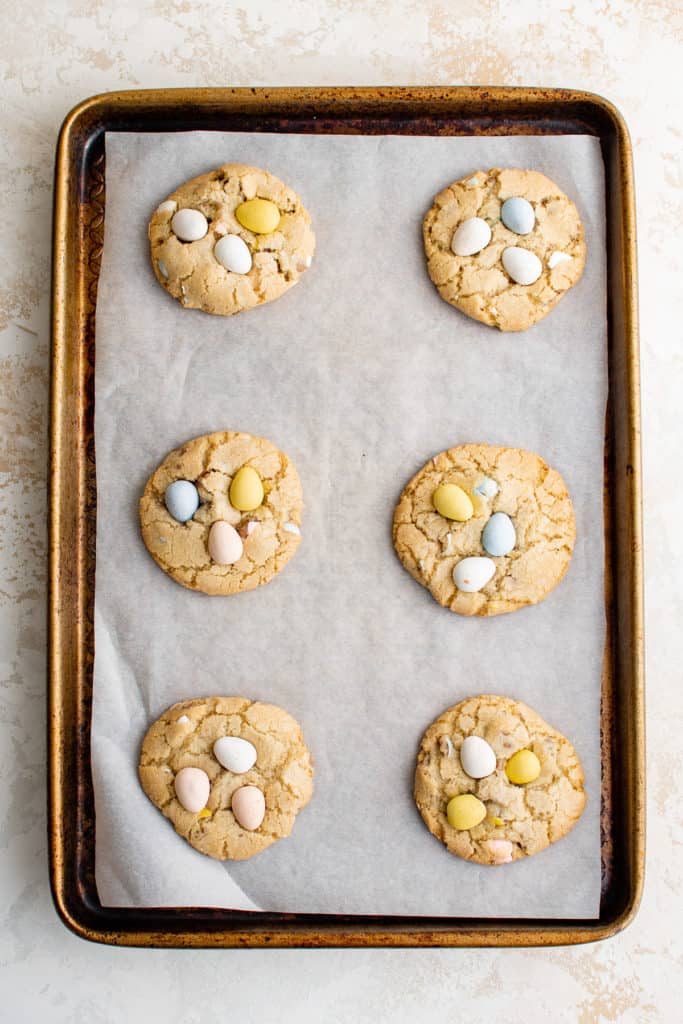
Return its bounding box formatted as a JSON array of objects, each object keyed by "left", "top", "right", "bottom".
[
  {"left": 232, "top": 785, "right": 266, "bottom": 830},
  {"left": 229, "top": 466, "right": 264, "bottom": 512},
  {"left": 453, "top": 556, "right": 496, "bottom": 593},
  {"left": 451, "top": 216, "right": 492, "bottom": 257},
  {"left": 482, "top": 512, "right": 516, "bottom": 556},
  {"left": 164, "top": 480, "right": 200, "bottom": 523},
  {"left": 208, "top": 521, "right": 244, "bottom": 564},
  {"left": 505, "top": 749, "right": 541, "bottom": 785},
  {"left": 156, "top": 199, "right": 177, "bottom": 216},
  {"left": 174, "top": 766, "right": 210, "bottom": 813},
  {"left": 502, "top": 246, "right": 543, "bottom": 285},
  {"left": 460, "top": 735, "right": 497, "bottom": 779},
  {"left": 213, "top": 736, "right": 257, "bottom": 774},
  {"left": 473, "top": 476, "right": 499, "bottom": 500},
  {"left": 433, "top": 483, "right": 474, "bottom": 522},
  {"left": 548, "top": 250, "right": 572, "bottom": 269},
  {"left": 214, "top": 234, "right": 252, "bottom": 274},
  {"left": 235, "top": 198, "right": 280, "bottom": 234},
  {"left": 171, "top": 208, "right": 208, "bottom": 242},
  {"left": 446, "top": 793, "right": 486, "bottom": 830},
  {"left": 484, "top": 839, "right": 514, "bottom": 864},
  {"left": 501, "top": 196, "right": 535, "bottom": 235}
]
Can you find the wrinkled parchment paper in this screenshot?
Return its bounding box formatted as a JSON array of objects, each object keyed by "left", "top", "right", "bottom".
[{"left": 93, "top": 131, "right": 606, "bottom": 917}]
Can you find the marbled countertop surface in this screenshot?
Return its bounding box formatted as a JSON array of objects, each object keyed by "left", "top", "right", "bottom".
[{"left": 1, "top": 1, "right": 680, "bottom": 1020}]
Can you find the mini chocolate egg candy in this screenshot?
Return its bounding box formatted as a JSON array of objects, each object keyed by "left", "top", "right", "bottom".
[
  {"left": 453, "top": 556, "right": 496, "bottom": 593},
  {"left": 460, "top": 735, "right": 497, "bottom": 779},
  {"left": 433, "top": 483, "right": 473, "bottom": 522},
  {"left": 235, "top": 198, "right": 280, "bottom": 234},
  {"left": 506, "top": 749, "right": 541, "bottom": 785},
  {"left": 501, "top": 196, "right": 535, "bottom": 235},
  {"left": 451, "top": 217, "right": 492, "bottom": 257},
  {"left": 156, "top": 199, "right": 177, "bottom": 216},
  {"left": 502, "top": 246, "right": 542, "bottom": 286},
  {"left": 171, "top": 208, "right": 208, "bottom": 242},
  {"left": 473, "top": 476, "right": 499, "bottom": 500},
  {"left": 213, "top": 736, "right": 257, "bottom": 774},
  {"left": 208, "top": 521, "right": 243, "bottom": 564},
  {"left": 214, "top": 234, "right": 252, "bottom": 275},
  {"left": 548, "top": 250, "right": 572, "bottom": 269},
  {"left": 232, "top": 785, "right": 266, "bottom": 830},
  {"left": 164, "top": 480, "right": 200, "bottom": 523},
  {"left": 446, "top": 793, "right": 486, "bottom": 830},
  {"left": 483, "top": 839, "right": 514, "bottom": 864},
  {"left": 174, "top": 766, "right": 210, "bottom": 813},
  {"left": 229, "top": 466, "right": 264, "bottom": 512},
  {"left": 482, "top": 512, "right": 516, "bottom": 557}
]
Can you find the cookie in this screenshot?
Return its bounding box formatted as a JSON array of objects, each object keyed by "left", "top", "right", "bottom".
[
  {"left": 423, "top": 168, "right": 586, "bottom": 331},
  {"left": 149, "top": 163, "right": 315, "bottom": 316},
  {"left": 139, "top": 430, "right": 303, "bottom": 595},
  {"left": 414, "top": 695, "right": 586, "bottom": 865},
  {"left": 393, "top": 444, "right": 575, "bottom": 616},
  {"left": 139, "top": 697, "right": 314, "bottom": 860}
]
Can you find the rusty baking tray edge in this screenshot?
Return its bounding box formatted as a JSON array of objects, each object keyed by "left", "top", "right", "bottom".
[{"left": 49, "top": 86, "right": 644, "bottom": 947}]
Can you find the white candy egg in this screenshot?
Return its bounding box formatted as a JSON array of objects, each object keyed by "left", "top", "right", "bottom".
[
  {"left": 171, "top": 208, "right": 208, "bottom": 242},
  {"left": 232, "top": 786, "right": 266, "bottom": 831},
  {"left": 548, "top": 250, "right": 572, "bottom": 269},
  {"left": 208, "top": 521, "right": 243, "bottom": 564},
  {"left": 174, "top": 766, "right": 210, "bottom": 813},
  {"left": 451, "top": 217, "right": 492, "bottom": 257},
  {"left": 502, "top": 246, "right": 542, "bottom": 285},
  {"left": 453, "top": 556, "right": 496, "bottom": 593},
  {"left": 213, "top": 736, "right": 257, "bottom": 774},
  {"left": 156, "top": 199, "right": 177, "bottom": 216},
  {"left": 473, "top": 476, "right": 499, "bottom": 500},
  {"left": 460, "top": 735, "right": 497, "bottom": 779},
  {"left": 214, "top": 234, "right": 252, "bottom": 275}
]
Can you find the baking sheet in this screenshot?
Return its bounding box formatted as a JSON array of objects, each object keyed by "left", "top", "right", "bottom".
[{"left": 93, "top": 130, "right": 606, "bottom": 917}]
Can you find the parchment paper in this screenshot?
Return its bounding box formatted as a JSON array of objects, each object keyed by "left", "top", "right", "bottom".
[{"left": 93, "top": 131, "right": 606, "bottom": 917}]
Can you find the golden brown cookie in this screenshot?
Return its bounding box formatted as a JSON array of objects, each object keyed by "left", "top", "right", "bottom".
[
  {"left": 139, "top": 697, "right": 314, "bottom": 861},
  {"left": 140, "top": 430, "right": 303, "bottom": 595},
  {"left": 149, "top": 163, "right": 315, "bottom": 316},
  {"left": 423, "top": 168, "right": 586, "bottom": 331},
  {"left": 414, "top": 695, "right": 586, "bottom": 865},
  {"left": 393, "top": 443, "right": 575, "bottom": 616}
]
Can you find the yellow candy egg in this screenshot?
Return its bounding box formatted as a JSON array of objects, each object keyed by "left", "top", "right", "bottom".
[
  {"left": 235, "top": 198, "right": 280, "bottom": 234},
  {"left": 446, "top": 793, "right": 487, "bottom": 831},
  {"left": 433, "top": 483, "right": 474, "bottom": 522},
  {"left": 229, "top": 466, "right": 264, "bottom": 512},
  {"left": 505, "top": 749, "right": 541, "bottom": 785}
]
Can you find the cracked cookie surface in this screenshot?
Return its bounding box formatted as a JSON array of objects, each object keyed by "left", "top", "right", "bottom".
[
  {"left": 149, "top": 163, "right": 315, "bottom": 316},
  {"left": 139, "top": 430, "right": 303, "bottom": 595},
  {"left": 423, "top": 168, "right": 586, "bottom": 331},
  {"left": 393, "top": 444, "right": 575, "bottom": 616},
  {"left": 414, "top": 695, "right": 586, "bottom": 865},
  {"left": 139, "top": 697, "right": 314, "bottom": 860}
]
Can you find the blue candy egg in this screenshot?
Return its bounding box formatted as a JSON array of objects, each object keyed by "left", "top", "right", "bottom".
[
  {"left": 482, "top": 512, "right": 516, "bottom": 556},
  {"left": 165, "top": 479, "right": 200, "bottom": 523},
  {"left": 501, "top": 196, "right": 535, "bottom": 235}
]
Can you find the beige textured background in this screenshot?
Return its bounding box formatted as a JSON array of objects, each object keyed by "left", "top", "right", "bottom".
[{"left": 1, "top": 1, "right": 680, "bottom": 1019}]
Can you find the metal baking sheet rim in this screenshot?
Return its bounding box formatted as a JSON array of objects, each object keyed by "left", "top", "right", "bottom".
[{"left": 49, "top": 86, "right": 644, "bottom": 948}]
